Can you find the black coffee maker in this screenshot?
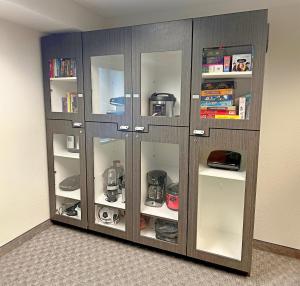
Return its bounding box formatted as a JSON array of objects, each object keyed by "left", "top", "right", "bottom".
[{"left": 145, "top": 170, "right": 167, "bottom": 207}]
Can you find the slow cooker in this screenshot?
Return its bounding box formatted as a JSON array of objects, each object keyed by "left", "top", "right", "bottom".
[{"left": 149, "top": 93, "right": 176, "bottom": 117}]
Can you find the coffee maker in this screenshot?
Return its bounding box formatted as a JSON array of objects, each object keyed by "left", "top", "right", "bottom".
[{"left": 145, "top": 170, "right": 167, "bottom": 207}]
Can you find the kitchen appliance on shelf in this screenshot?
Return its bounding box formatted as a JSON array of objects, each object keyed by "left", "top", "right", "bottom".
[
  {"left": 155, "top": 219, "right": 178, "bottom": 243},
  {"left": 67, "top": 136, "right": 79, "bottom": 153},
  {"left": 149, "top": 93, "right": 176, "bottom": 117},
  {"left": 98, "top": 206, "right": 120, "bottom": 224},
  {"left": 166, "top": 183, "right": 179, "bottom": 211},
  {"left": 107, "top": 96, "right": 125, "bottom": 115},
  {"left": 145, "top": 170, "right": 167, "bottom": 207},
  {"left": 207, "top": 150, "right": 241, "bottom": 171}
]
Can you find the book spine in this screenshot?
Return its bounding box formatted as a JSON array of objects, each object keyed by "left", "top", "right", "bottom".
[
  {"left": 201, "top": 89, "right": 234, "bottom": 96},
  {"left": 71, "top": 93, "right": 78, "bottom": 113},
  {"left": 223, "top": 56, "right": 231, "bottom": 72},
  {"left": 201, "top": 95, "right": 233, "bottom": 102},
  {"left": 214, "top": 115, "right": 241, "bottom": 119},
  {"left": 201, "top": 110, "right": 236, "bottom": 115},
  {"left": 200, "top": 100, "right": 233, "bottom": 107},
  {"left": 239, "top": 97, "right": 246, "bottom": 120},
  {"left": 201, "top": 106, "right": 236, "bottom": 111},
  {"left": 67, "top": 93, "right": 71, "bottom": 113},
  {"left": 62, "top": 97, "right": 68, "bottom": 112}
]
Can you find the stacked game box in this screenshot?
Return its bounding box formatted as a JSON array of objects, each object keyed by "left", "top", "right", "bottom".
[{"left": 200, "top": 81, "right": 240, "bottom": 119}]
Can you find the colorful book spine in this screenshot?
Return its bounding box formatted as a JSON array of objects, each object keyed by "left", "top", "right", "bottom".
[
  {"left": 201, "top": 106, "right": 236, "bottom": 111},
  {"left": 214, "top": 115, "right": 241, "bottom": 119},
  {"left": 238, "top": 97, "right": 246, "bottom": 119},
  {"left": 201, "top": 95, "right": 233, "bottom": 102},
  {"left": 201, "top": 110, "right": 236, "bottom": 115},
  {"left": 49, "top": 58, "right": 77, "bottom": 78},
  {"left": 201, "top": 88, "right": 233, "bottom": 96},
  {"left": 200, "top": 100, "right": 233, "bottom": 107}
]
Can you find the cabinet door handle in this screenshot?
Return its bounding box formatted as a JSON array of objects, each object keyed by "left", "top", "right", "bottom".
[
  {"left": 133, "top": 94, "right": 140, "bottom": 98},
  {"left": 135, "top": 126, "right": 145, "bottom": 132},
  {"left": 119, "top": 125, "right": 129, "bottom": 130},
  {"left": 73, "top": 122, "right": 83, "bottom": 128},
  {"left": 193, "top": 129, "right": 205, "bottom": 136}
]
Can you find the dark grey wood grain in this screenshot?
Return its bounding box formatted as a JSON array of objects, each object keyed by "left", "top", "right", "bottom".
[
  {"left": 41, "top": 33, "right": 84, "bottom": 123},
  {"left": 132, "top": 20, "right": 192, "bottom": 129},
  {"left": 190, "top": 10, "right": 268, "bottom": 135},
  {"left": 132, "top": 126, "right": 189, "bottom": 255},
  {"left": 187, "top": 129, "right": 260, "bottom": 274},
  {"left": 46, "top": 120, "right": 88, "bottom": 229},
  {"left": 85, "top": 122, "right": 133, "bottom": 240},
  {"left": 83, "top": 28, "right": 132, "bottom": 129}
]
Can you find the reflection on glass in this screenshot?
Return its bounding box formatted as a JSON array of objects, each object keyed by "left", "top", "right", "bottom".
[
  {"left": 93, "top": 137, "right": 126, "bottom": 231},
  {"left": 53, "top": 133, "right": 81, "bottom": 220},
  {"left": 141, "top": 51, "right": 182, "bottom": 117},
  {"left": 196, "top": 149, "right": 246, "bottom": 260},
  {"left": 91, "top": 55, "right": 125, "bottom": 115}
]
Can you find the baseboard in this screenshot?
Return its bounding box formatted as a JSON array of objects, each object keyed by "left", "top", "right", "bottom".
[
  {"left": 253, "top": 239, "right": 300, "bottom": 259},
  {"left": 0, "top": 220, "right": 52, "bottom": 258}
]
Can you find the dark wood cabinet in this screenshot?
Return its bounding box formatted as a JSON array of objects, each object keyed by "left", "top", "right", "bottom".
[
  {"left": 190, "top": 10, "right": 268, "bottom": 136},
  {"left": 85, "top": 122, "right": 133, "bottom": 240},
  {"left": 187, "top": 129, "right": 260, "bottom": 273},
  {"left": 42, "top": 33, "right": 84, "bottom": 123},
  {"left": 83, "top": 28, "right": 132, "bottom": 129},
  {"left": 46, "top": 120, "right": 87, "bottom": 228},
  {"left": 132, "top": 126, "right": 189, "bottom": 255},
  {"left": 132, "top": 20, "right": 192, "bottom": 130},
  {"left": 42, "top": 10, "right": 268, "bottom": 274}
]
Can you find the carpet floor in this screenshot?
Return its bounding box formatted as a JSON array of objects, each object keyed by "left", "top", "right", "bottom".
[{"left": 0, "top": 225, "right": 299, "bottom": 286}]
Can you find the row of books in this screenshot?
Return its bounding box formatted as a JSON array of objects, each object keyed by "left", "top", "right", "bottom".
[
  {"left": 62, "top": 92, "right": 78, "bottom": 113},
  {"left": 200, "top": 81, "right": 250, "bottom": 119},
  {"left": 49, "top": 58, "right": 76, "bottom": 78}
]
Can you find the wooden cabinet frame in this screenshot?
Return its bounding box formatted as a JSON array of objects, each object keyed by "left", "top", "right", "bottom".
[
  {"left": 42, "top": 33, "right": 84, "bottom": 123},
  {"left": 46, "top": 120, "right": 88, "bottom": 228},
  {"left": 86, "top": 122, "right": 133, "bottom": 240},
  {"left": 187, "top": 129, "right": 260, "bottom": 273}
]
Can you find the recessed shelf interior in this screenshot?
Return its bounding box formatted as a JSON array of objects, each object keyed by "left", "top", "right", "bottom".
[
  {"left": 50, "top": 79, "right": 77, "bottom": 113},
  {"left": 196, "top": 151, "right": 246, "bottom": 261},
  {"left": 56, "top": 197, "right": 81, "bottom": 220},
  {"left": 141, "top": 50, "right": 182, "bottom": 117},
  {"left": 93, "top": 137, "right": 126, "bottom": 209},
  {"left": 53, "top": 134, "right": 80, "bottom": 159},
  {"left": 91, "top": 55, "right": 125, "bottom": 115},
  {"left": 140, "top": 141, "right": 179, "bottom": 220},
  {"left": 95, "top": 205, "right": 126, "bottom": 231}
]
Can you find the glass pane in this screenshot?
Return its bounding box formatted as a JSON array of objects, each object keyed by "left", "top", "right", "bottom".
[
  {"left": 91, "top": 55, "right": 125, "bottom": 115},
  {"left": 93, "top": 137, "right": 126, "bottom": 231},
  {"left": 49, "top": 58, "right": 78, "bottom": 113},
  {"left": 140, "top": 141, "right": 179, "bottom": 243},
  {"left": 53, "top": 133, "right": 81, "bottom": 220},
  {"left": 197, "top": 149, "right": 246, "bottom": 260},
  {"left": 141, "top": 51, "right": 182, "bottom": 117},
  {"left": 200, "top": 46, "right": 252, "bottom": 120}
]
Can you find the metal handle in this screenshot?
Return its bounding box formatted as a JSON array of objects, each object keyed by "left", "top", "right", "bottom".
[
  {"left": 135, "top": 126, "right": 145, "bottom": 132},
  {"left": 119, "top": 125, "right": 129, "bottom": 130},
  {"left": 72, "top": 122, "right": 83, "bottom": 128},
  {"left": 193, "top": 129, "right": 205, "bottom": 136}
]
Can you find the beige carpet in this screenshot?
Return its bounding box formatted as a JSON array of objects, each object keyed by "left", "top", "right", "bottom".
[{"left": 0, "top": 225, "right": 299, "bottom": 286}]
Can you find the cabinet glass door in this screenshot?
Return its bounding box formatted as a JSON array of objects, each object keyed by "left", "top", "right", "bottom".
[
  {"left": 83, "top": 28, "right": 132, "bottom": 128},
  {"left": 42, "top": 33, "right": 84, "bottom": 122},
  {"left": 133, "top": 126, "right": 188, "bottom": 254},
  {"left": 132, "top": 20, "right": 192, "bottom": 129},
  {"left": 188, "top": 129, "right": 259, "bottom": 273},
  {"left": 86, "top": 123, "right": 132, "bottom": 240},
  {"left": 190, "top": 11, "right": 268, "bottom": 135},
  {"left": 47, "top": 120, "right": 87, "bottom": 228}
]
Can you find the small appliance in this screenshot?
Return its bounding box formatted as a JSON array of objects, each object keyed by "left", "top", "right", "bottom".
[
  {"left": 106, "top": 168, "right": 119, "bottom": 202},
  {"left": 145, "top": 170, "right": 167, "bottom": 207},
  {"left": 98, "top": 207, "right": 120, "bottom": 224},
  {"left": 149, "top": 93, "right": 176, "bottom": 117},
  {"left": 155, "top": 219, "right": 178, "bottom": 243},
  {"left": 67, "top": 136, "right": 79, "bottom": 153},
  {"left": 207, "top": 150, "right": 241, "bottom": 171},
  {"left": 107, "top": 96, "right": 125, "bottom": 115},
  {"left": 65, "top": 202, "right": 80, "bottom": 217},
  {"left": 166, "top": 183, "right": 179, "bottom": 211}
]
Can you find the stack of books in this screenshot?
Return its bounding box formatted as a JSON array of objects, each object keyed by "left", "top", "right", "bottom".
[
  {"left": 49, "top": 58, "right": 76, "bottom": 78},
  {"left": 200, "top": 81, "right": 240, "bottom": 119},
  {"left": 62, "top": 92, "right": 78, "bottom": 113}
]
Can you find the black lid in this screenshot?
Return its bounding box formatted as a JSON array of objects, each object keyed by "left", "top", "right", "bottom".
[
  {"left": 150, "top": 93, "right": 176, "bottom": 102},
  {"left": 166, "top": 183, "right": 179, "bottom": 195}
]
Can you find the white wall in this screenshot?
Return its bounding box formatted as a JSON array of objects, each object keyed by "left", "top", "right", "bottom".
[
  {"left": 0, "top": 19, "right": 49, "bottom": 247},
  {"left": 107, "top": 3, "right": 300, "bottom": 250}
]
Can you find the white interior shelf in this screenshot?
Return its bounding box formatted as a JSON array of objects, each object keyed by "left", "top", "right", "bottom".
[
  {"left": 54, "top": 151, "right": 80, "bottom": 159},
  {"left": 199, "top": 167, "right": 246, "bottom": 181},
  {"left": 141, "top": 203, "right": 178, "bottom": 221},
  {"left": 56, "top": 188, "right": 81, "bottom": 200},
  {"left": 95, "top": 193, "right": 125, "bottom": 210},
  {"left": 50, "top": 77, "right": 77, "bottom": 82},
  {"left": 95, "top": 213, "right": 126, "bottom": 232},
  {"left": 61, "top": 212, "right": 81, "bottom": 221},
  {"left": 196, "top": 227, "right": 242, "bottom": 261},
  {"left": 202, "top": 71, "right": 252, "bottom": 79},
  {"left": 140, "top": 225, "right": 156, "bottom": 240}
]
